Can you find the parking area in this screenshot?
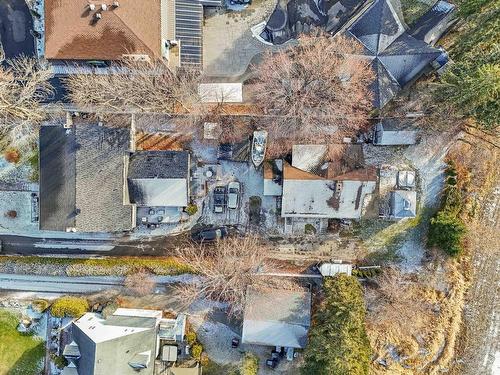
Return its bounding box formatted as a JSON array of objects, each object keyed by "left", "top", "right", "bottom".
[
  {"left": 188, "top": 137, "right": 283, "bottom": 233},
  {"left": 0, "top": 0, "right": 35, "bottom": 59},
  {"left": 202, "top": 0, "right": 288, "bottom": 77},
  {"left": 0, "top": 190, "right": 39, "bottom": 233}
]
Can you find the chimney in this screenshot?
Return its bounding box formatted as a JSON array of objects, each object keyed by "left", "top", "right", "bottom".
[
  {"left": 112, "top": 0, "right": 119, "bottom": 7},
  {"left": 89, "top": 3, "right": 95, "bottom": 10},
  {"left": 94, "top": 12, "right": 102, "bottom": 19},
  {"left": 101, "top": 3, "right": 107, "bottom": 10}
]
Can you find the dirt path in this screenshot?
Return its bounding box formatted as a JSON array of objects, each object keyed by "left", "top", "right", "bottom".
[{"left": 451, "top": 186, "right": 500, "bottom": 375}]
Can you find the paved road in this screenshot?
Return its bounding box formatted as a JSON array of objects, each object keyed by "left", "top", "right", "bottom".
[
  {"left": 0, "top": 273, "right": 193, "bottom": 293},
  {"left": 0, "top": 233, "right": 188, "bottom": 256}
]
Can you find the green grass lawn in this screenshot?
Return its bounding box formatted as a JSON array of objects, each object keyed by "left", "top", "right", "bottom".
[{"left": 0, "top": 310, "right": 45, "bottom": 375}]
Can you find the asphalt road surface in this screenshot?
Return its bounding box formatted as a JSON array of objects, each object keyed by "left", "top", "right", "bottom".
[
  {"left": 0, "top": 233, "right": 188, "bottom": 256},
  {"left": 0, "top": 0, "right": 35, "bottom": 59},
  {"left": 0, "top": 273, "right": 192, "bottom": 293}
]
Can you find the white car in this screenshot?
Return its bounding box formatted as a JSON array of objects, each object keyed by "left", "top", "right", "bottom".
[{"left": 227, "top": 181, "right": 241, "bottom": 209}]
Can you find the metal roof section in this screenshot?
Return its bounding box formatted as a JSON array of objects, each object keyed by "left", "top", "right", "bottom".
[
  {"left": 175, "top": 0, "right": 203, "bottom": 67},
  {"left": 373, "top": 120, "right": 418, "bottom": 145},
  {"left": 291, "top": 145, "right": 328, "bottom": 174},
  {"left": 319, "top": 262, "right": 353, "bottom": 276},
  {"left": 390, "top": 189, "right": 417, "bottom": 218},
  {"left": 198, "top": 83, "right": 244, "bottom": 103}
]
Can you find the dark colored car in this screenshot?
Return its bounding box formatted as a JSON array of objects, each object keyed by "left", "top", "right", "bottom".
[
  {"left": 213, "top": 186, "right": 226, "bottom": 213},
  {"left": 230, "top": 0, "right": 251, "bottom": 4},
  {"left": 191, "top": 226, "right": 229, "bottom": 242}
]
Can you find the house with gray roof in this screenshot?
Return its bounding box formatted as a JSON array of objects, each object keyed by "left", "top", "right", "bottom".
[
  {"left": 390, "top": 190, "right": 417, "bottom": 218},
  {"left": 241, "top": 287, "right": 311, "bottom": 349},
  {"left": 39, "top": 123, "right": 134, "bottom": 232},
  {"left": 344, "top": 0, "right": 451, "bottom": 108},
  {"left": 62, "top": 309, "right": 190, "bottom": 375},
  {"left": 260, "top": 0, "right": 455, "bottom": 108},
  {"left": 63, "top": 309, "right": 163, "bottom": 375},
  {"left": 128, "top": 151, "right": 190, "bottom": 208}
]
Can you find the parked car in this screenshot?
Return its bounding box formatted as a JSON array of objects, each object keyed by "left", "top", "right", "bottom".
[
  {"left": 191, "top": 227, "right": 228, "bottom": 242},
  {"left": 230, "top": 0, "right": 251, "bottom": 4},
  {"left": 213, "top": 186, "right": 226, "bottom": 213},
  {"left": 227, "top": 181, "right": 241, "bottom": 209}
]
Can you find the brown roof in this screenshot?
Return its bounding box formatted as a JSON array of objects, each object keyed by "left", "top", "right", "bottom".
[
  {"left": 264, "top": 162, "right": 273, "bottom": 179},
  {"left": 44, "top": 0, "right": 162, "bottom": 60},
  {"left": 283, "top": 162, "right": 325, "bottom": 181},
  {"left": 330, "top": 167, "right": 378, "bottom": 182}
]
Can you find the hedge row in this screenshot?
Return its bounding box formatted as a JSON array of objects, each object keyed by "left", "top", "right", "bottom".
[{"left": 0, "top": 256, "right": 193, "bottom": 276}]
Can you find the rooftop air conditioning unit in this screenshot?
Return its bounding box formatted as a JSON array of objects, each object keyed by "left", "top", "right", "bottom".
[
  {"left": 89, "top": 3, "right": 96, "bottom": 10},
  {"left": 101, "top": 3, "right": 107, "bottom": 10},
  {"left": 113, "top": 0, "right": 119, "bottom": 7},
  {"left": 94, "top": 12, "right": 102, "bottom": 19}
]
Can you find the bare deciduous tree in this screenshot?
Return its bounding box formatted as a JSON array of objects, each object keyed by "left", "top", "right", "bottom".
[
  {"left": 124, "top": 268, "right": 156, "bottom": 296},
  {"left": 0, "top": 57, "right": 55, "bottom": 144},
  {"left": 64, "top": 60, "right": 200, "bottom": 114},
  {"left": 365, "top": 267, "right": 435, "bottom": 341},
  {"left": 176, "top": 236, "right": 268, "bottom": 316},
  {"left": 253, "top": 33, "right": 374, "bottom": 156}
]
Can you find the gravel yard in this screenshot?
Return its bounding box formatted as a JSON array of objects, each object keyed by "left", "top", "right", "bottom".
[{"left": 362, "top": 129, "right": 458, "bottom": 270}]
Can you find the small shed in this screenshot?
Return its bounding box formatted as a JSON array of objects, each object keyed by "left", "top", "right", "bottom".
[
  {"left": 397, "top": 170, "right": 416, "bottom": 189},
  {"left": 198, "top": 83, "right": 243, "bottom": 103},
  {"left": 319, "top": 262, "right": 352, "bottom": 276},
  {"left": 162, "top": 345, "right": 178, "bottom": 362},
  {"left": 390, "top": 190, "right": 417, "bottom": 218},
  {"left": 373, "top": 120, "right": 418, "bottom": 146}
]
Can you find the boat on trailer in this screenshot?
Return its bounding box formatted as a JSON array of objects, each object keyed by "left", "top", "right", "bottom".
[{"left": 251, "top": 130, "right": 268, "bottom": 167}]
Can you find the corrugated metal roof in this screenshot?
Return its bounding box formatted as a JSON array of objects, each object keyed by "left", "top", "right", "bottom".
[
  {"left": 198, "top": 83, "right": 243, "bottom": 103},
  {"left": 319, "top": 263, "right": 352, "bottom": 276}
]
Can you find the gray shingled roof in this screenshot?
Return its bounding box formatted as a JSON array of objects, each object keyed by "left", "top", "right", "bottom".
[
  {"left": 409, "top": 1, "right": 456, "bottom": 45},
  {"left": 39, "top": 124, "right": 133, "bottom": 233},
  {"left": 241, "top": 288, "right": 311, "bottom": 348},
  {"left": 128, "top": 151, "right": 189, "bottom": 179},
  {"left": 127, "top": 151, "right": 189, "bottom": 207},
  {"left": 39, "top": 126, "right": 76, "bottom": 231},
  {"left": 346, "top": 0, "right": 443, "bottom": 107},
  {"left": 74, "top": 125, "right": 133, "bottom": 232}
]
